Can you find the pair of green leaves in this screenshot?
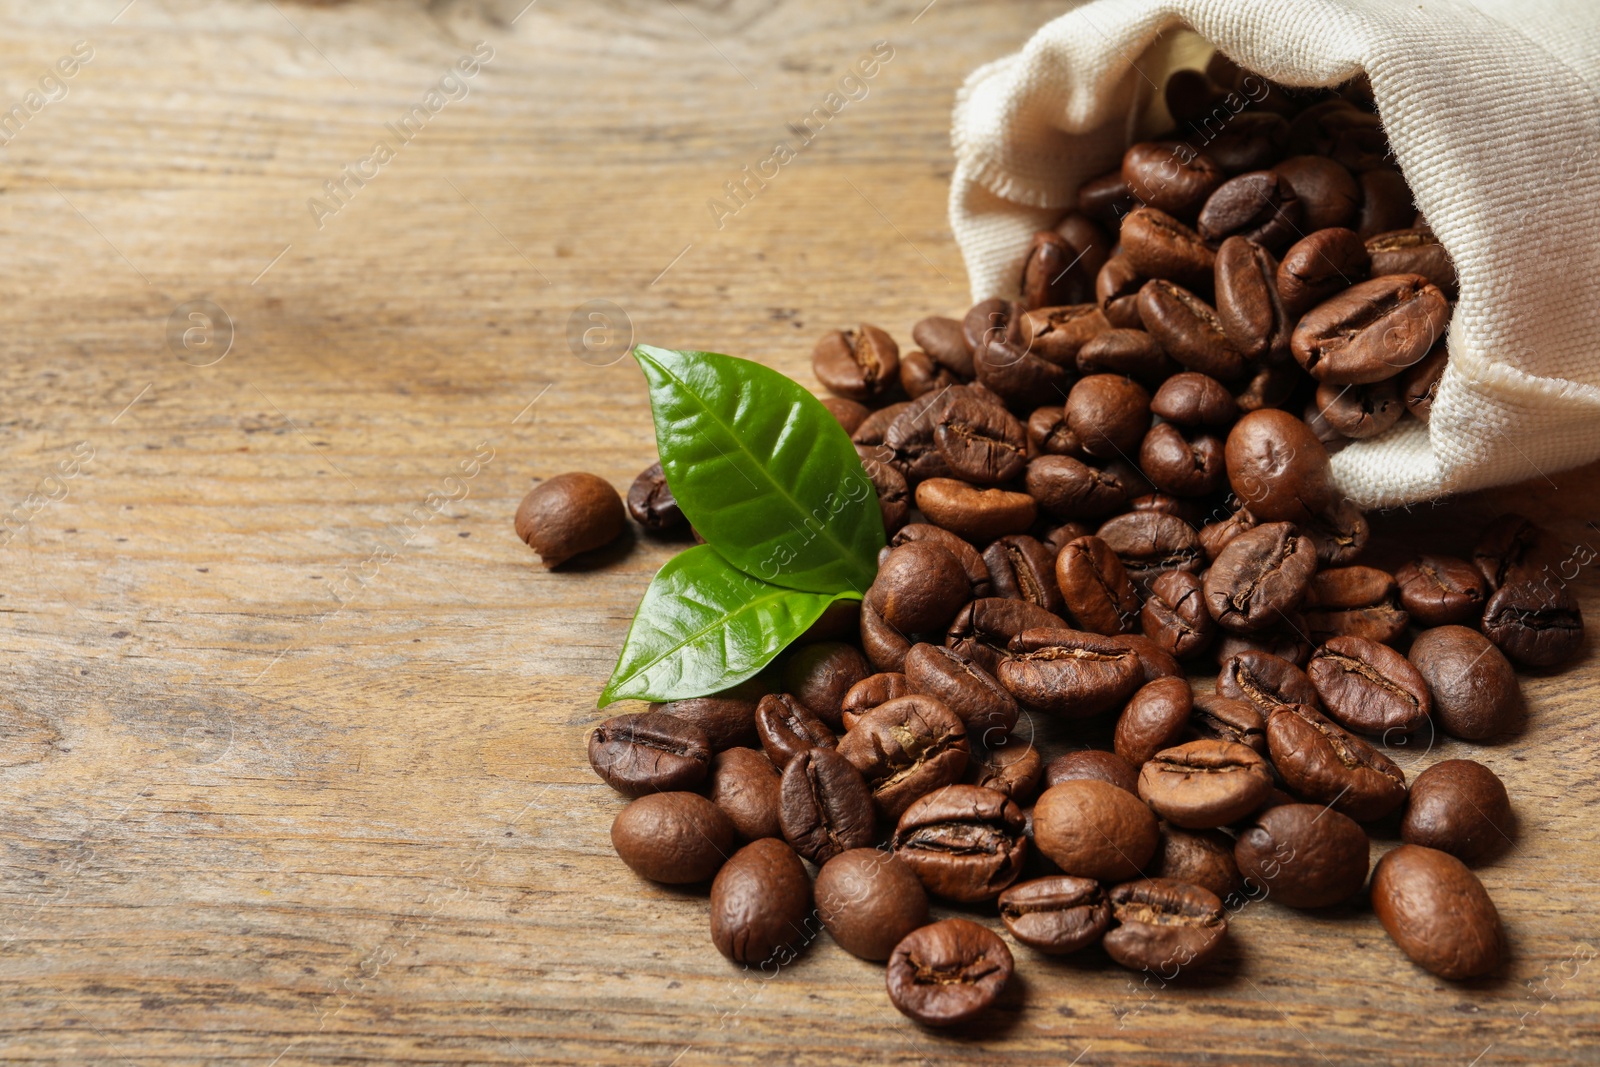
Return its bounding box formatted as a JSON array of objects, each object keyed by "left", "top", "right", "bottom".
[{"left": 597, "top": 345, "right": 886, "bottom": 706}]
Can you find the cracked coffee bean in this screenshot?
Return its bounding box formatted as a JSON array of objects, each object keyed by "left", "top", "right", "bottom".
[
  {"left": 778, "top": 746, "right": 876, "bottom": 865},
  {"left": 998, "top": 876, "right": 1111, "bottom": 955},
  {"left": 1102, "top": 878, "right": 1228, "bottom": 973},
  {"left": 837, "top": 695, "right": 969, "bottom": 821},
  {"left": 588, "top": 711, "right": 713, "bottom": 796},
  {"left": 886, "top": 918, "right": 1014, "bottom": 1027},
  {"left": 892, "top": 784, "right": 1027, "bottom": 902},
  {"left": 813, "top": 323, "right": 899, "bottom": 400}
]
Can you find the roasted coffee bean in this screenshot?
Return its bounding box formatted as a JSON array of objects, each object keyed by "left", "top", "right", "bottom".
[
  {"left": 1138, "top": 280, "right": 1247, "bottom": 380},
  {"left": 1187, "top": 693, "right": 1267, "bottom": 754},
  {"left": 1078, "top": 170, "right": 1138, "bottom": 229},
  {"left": 1058, "top": 211, "right": 1112, "bottom": 278},
  {"left": 1357, "top": 168, "right": 1415, "bottom": 239},
  {"left": 1367, "top": 228, "right": 1458, "bottom": 298},
  {"left": 1225, "top": 409, "right": 1336, "bottom": 523},
  {"left": 1402, "top": 760, "right": 1513, "bottom": 864},
  {"left": 1108, "top": 633, "right": 1185, "bottom": 684},
  {"left": 1400, "top": 341, "right": 1448, "bottom": 422},
  {"left": 1076, "top": 328, "right": 1175, "bottom": 386},
  {"left": 1096, "top": 510, "right": 1205, "bottom": 590},
  {"left": 588, "top": 712, "right": 713, "bottom": 796},
  {"left": 882, "top": 385, "right": 965, "bottom": 482},
  {"left": 1233, "top": 360, "right": 1300, "bottom": 412},
  {"left": 903, "top": 643, "right": 1019, "bottom": 737},
  {"left": 856, "top": 445, "right": 911, "bottom": 535},
  {"left": 861, "top": 600, "right": 913, "bottom": 673},
  {"left": 1482, "top": 579, "right": 1584, "bottom": 668},
  {"left": 1042, "top": 522, "right": 1092, "bottom": 553},
  {"left": 1123, "top": 141, "right": 1225, "bottom": 219},
  {"left": 841, "top": 672, "right": 915, "bottom": 726},
  {"left": 1103, "top": 878, "right": 1228, "bottom": 973},
  {"left": 1148, "top": 825, "right": 1242, "bottom": 900},
  {"left": 1199, "top": 507, "right": 1258, "bottom": 561},
  {"left": 890, "top": 524, "right": 993, "bottom": 598},
  {"left": 999, "top": 628, "right": 1144, "bottom": 717},
  {"left": 755, "top": 693, "right": 837, "bottom": 769},
  {"left": 1302, "top": 566, "right": 1409, "bottom": 645},
  {"left": 916, "top": 478, "right": 1038, "bottom": 544},
  {"left": 886, "top": 918, "right": 1014, "bottom": 1027},
  {"left": 1121, "top": 206, "right": 1216, "bottom": 291},
  {"left": 1302, "top": 395, "right": 1350, "bottom": 451},
  {"left": 1027, "top": 405, "right": 1082, "bottom": 457},
  {"left": 1371, "top": 844, "right": 1504, "bottom": 980},
  {"left": 1207, "top": 110, "right": 1291, "bottom": 173},
  {"left": 1395, "top": 554, "right": 1487, "bottom": 627},
  {"left": 515, "top": 472, "right": 626, "bottom": 567},
  {"left": 813, "top": 324, "right": 900, "bottom": 400},
  {"left": 612, "top": 792, "right": 735, "bottom": 884},
  {"left": 1314, "top": 379, "right": 1403, "bottom": 440},
  {"left": 1138, "top": 740, "right": 1275, "bottom": 828},
  {"left": 1065, "top": 374, "right": 1152, "bottom": 459},
  {"left": 1022, "top": 229, "right": 1096, "bottom": 308},
  {"left": 709, "top": 748, "right": 784, "bottom": 841},
  {"left": 1303, "top": 498, "right": 1371, "bottom": 567},
  {"left": 1033, "top": 779, "right": 1159, "bottom": 880},
  {"left": 783, "top": 642, "right": 870, "bottom": 730},
  {"left": 1276, "top": 227, "right": 1370, "bottom": 317},
  {"left": 913, "top": 315, "right": 976, "bottom": 378},
  {"left": 900, "top": 349, "right": 959, "bottom": 399},
  {"left": 1215, "top": 236, "right": 1291, "bottom": 361},
  {"left": 710, "top": 838, "right": 813, "bottom": 964},
  {"left": 1473, "top": 513, "right": 1565, "bottom": 590},
  {"left": 851, "top": 400, "right": 911, "bottom": 448},
  {"left": 868, "top": 541, "right": 970, "bottom": 634},
  {"left": 1139, "top": 422, "right": 1227, "bottom": 497},
  {"left": 946, "top": 598, "right": 1067, "bottom": 676},
  {"left": 778, "top": 747, "right": 876, "bottom": 864},
  {"left": 1044, "top": 749, "right": 1140, "bottom": 795},
  {"left": 1274, "top": 155, "right": 1360, "bottom": 230},
  {"left": 965, "top": 739, "right": 1044, "bottom": 801},
  {"left": 1234, "top": 803, "right": 1369, "bottom": 908},
  {"left": 1409, "top": 626, "right": 1521, "bottom": 740},
  {"left": 1198, "top": 170, "right": 1303, "bottom": 250},
  {"left": 626, "top": 460, "right": 685, "bottom": 532},
  {"left": 823, "top": 397, "right": 871, "bottom": 435},
  {"left": 1097, "top": 253, "right": 1147, "bottom": 328},
  {"left": 1204, "top": 522, "right": 1318, "bottom": 633},
  {"left": 935, "top": 395, "right": 1028, "bottom": 485},
  {"left": 1164, "top": 68, "right": 1223, "bottom": 123},
  {"left": 892, "top": 785, "right": 1027, "bottom": 902},
  {"left": 653, "top": 679, "right": 764, "bottom": 752},
  {"left": 1024, "top": 304, "right": 1111, "bottom": 365},
  {"left": 1218, "top": 649, "right": 1320, "bottom": 714},
  {"left": 1214, "top": 626, "right": 1315, "bottom": 670},
  {"left": 970, "top": 298, "right": 1072, "bottom": 405},
  {"left": 984, "top": 535, "right": 1064, "bottom": 616},
  {"left": 1055, "top": 535, "right": 1141, "bottom": 635},
  {"left": 838, "top": 695, "right": 969, "bottom": 821},
  {"left": 1292, "top": 273, "right": 1450, "bottom": 384},
  {"left": 999, "top": 876, "right": 1111, "bottom": 955},
  {"left": 1141, "top": 569, "right": 1216, "bottom": 660},
  {"left": 815, "top": 848, "right": 929, "bottom": 961},
  {"left": 1150, "top": 371, "right": 1239, "bottom": 429},
  {"left": 1025, "top": 455, "right": 1129, "bottom": 518},
  {"left": 1266, "top": 703, "right": 1407, "bottom": 821}
]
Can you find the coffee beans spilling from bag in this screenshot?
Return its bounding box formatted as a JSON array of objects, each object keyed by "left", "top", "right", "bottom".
[{"left": 565, "top": 61, "right": 1582, "bottom": 1026}]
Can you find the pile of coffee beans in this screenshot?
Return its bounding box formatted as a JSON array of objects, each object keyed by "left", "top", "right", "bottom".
[{"left": 559, "top": 57, "right": 1587, "bottom": 1027}]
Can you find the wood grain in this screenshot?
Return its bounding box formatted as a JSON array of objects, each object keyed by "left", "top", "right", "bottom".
[{"left": 0, "top": 1, "right": 1596, "bottom": 1063}]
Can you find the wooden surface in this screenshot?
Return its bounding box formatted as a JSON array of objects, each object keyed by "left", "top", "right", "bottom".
[{"left": 1, "top": 1, "right": 1597, "bottom": 1063}]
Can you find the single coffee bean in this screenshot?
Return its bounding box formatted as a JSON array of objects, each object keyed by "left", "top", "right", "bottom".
[
  {"left": 1103, "top": 878, "right": 1228, "bottom": 973},
  {"left": 1065, "top": 374, "right": 1152, "bottom": 459},
  {"left": 1302, "top": 565, "right": 1409, "bottom": 645},
  {"left": 1473, "top": 513, "right": 1565, "bottom": 590},
  {"left": 1214, "top": 236, "right": 1291, "bottom": 361},
  {"left": 1292, "top": 274, "right": 1450, "bottom": 384},
  {"left": 1303, "top": 497, "right": 1372, "bottom": 567},
  {"left": 900, "top": 350, "right": 957, "bottom": 399},
  {"left": 840, "top": 672, "right": 915, "bottom": 726},
  {"left": 1233, "top": 360, "right": 1300, "bottom": 413},
  {"left": 1395, "top": 554, "right": 1487, "bottom": 627},
  {"left": 1187, "top": 693, "right": 1267, "bottom": 754},
  {"left": 1147, "top": 825, "right": 1242, "bottom": 900},
  {"left": 1151, "top": 371, "right": 1239, "bottom": 429},
  {"left": 1276, "top": 226, "right": 1370, "bottom": 318},
  {"left": 784, "top": 642, "right": 870, "bottom": 730},
  {"left": 1055, "top": 535, "right": 1141, "bottom": 635},
  {"left": 1139, "top": 423, "right": 1227, "bottom": 497},
  {"left": 815, "top": 848, "right": 930, "bottom": 961},
  {"left": 837, "top": 695, "right": 969, "bottom": 821},
  {"left": 1357, "top": 168, "right": 1415, "bottom": 238},
  {"left": 1402, "top": 760, "right": 1513, "bottom": 864},
  {"left": 1044, "top": 749, "right": 1140, "bottom": 795},
  {"left": 1075, "top": 328, "right": 1175, "bottom": 386},
  {"left": 861, "top": 600, "right": 912, "bottom": 673},
  {"left": 984, "top": 535, "right": 1065, "bottom": 616},
  {"left": 1408, "top": 625, "right": 1521, "bottom": 740},
  {"left": 890, "top": 523, "right": 993, "bottom": 598},
  {"left": 1033, "top": 779, "right": 1159, "bottom": 880},
  {"left": 999, "top": 628, "right": 1144, "bottom": 717},
  {"left": 1129, "top": 492, "right": 1206, "bottom": 525},
  {"left": 1095, "top": 510, "right": 1205, "bottom": 591},
  {"left": 868, "top": 541, "right": 970, "bottom": 634},
  {"left": 1027, "top": 405, "right": 1083, "bottom": 457},
  {"left": 1204, "top": 522, "right": 1319, "bottom": 633},
  {"left": 1218, "top": 649, "right": 1320, "bottom": 714},
  {"left": 913, "top": 315, "right": 976, "bottom": 378},
  {"left": 626, "top": 460, "right": 685, "bottom": 532},
  {"left": 1024, "top": 303, "right": 1110, "bottom": 365},
  {"left": 1266, "top": 703, "right": 1407, "bottom": 821},
  {"left": 1026, "top": 455, "right": 1129, "bottom": 518},
  {"left": 903, "top": 642, "right": 1019, "bottom": 737},
  {"left": 1234, "top": 803, "right": 1369, "bottom": 908},
  {"left": 1141, "top": 569, "right": 1216, "bottom": 660},
  {"left": 1274, "top": 155, "right": 1360, "bottom": 230},
  {"left": 1164, "top": 68, "right": 1224, "bottom": 123},
  {"left": 709, "top": 747, "right": 784, "bottom": 841},
  {"left": 1308, "top": 634, "right": 1432, "bottom": 737},
  {"left": 1113, "top": 677, "right": 1193, "bottom": 766},
  {"left": 886, "top": 918, "right": 1014, "bottom": 1027},
  {"left": 970, "top": 298, "right": 1072, "bottom": 406},
  {"left": 1021, "top": 229, "right": 1096, "bottom": 308},
  {"left": 851, "top": 401, "right": 911, "bottom": 448},
  {"left": 916, "top": 478, "right": 1038, "bottom": 544},
  {"left": 652, "top": 679, "right": 764, "bottom": 751},
  {"left": 1079, "top": 168, "right": 1138, "bottom": 227},
  {"left": 935, "top": 394, "right": 1028, "bottom": 485},
  {"left": 1371, "top": 844, "right": 1504, "bottom": 980},
  {"left": 1138, "top": 280, "right": 1247, "bottom": 381},
  {"left": 611, "top": 792, "right": 735, "bottom": 884},
  {"left": 515, "top": 472, "right": 626, "bottom": 567},
  {"left": 1367, "top": 228, "right": 1458, "bottom": 298},
  {"left": 1122, "top": 141, "right": 1225, "bottom": 219},
  {"left": 588, "top": 712, "right": 713, "bottom": 796},
  {"left": 813, "top": 324, "right": 900, "bottom": 400},
  {"left": 946, "top": 597, "right": 1068, "bottom": 676},
  {"left": 1206, "top": 110, "right": 1291, "bottom": 173},
  {"left": 1314, "top": 379, "right": 1403, "bottom": 440},
  {"left": 1138, "top": 740, "right": 1275, "bottom": 828},
  {"left": 1059, "top": 211, "right": 1113, "bottom": 279},
  {"left": 1482, "top": 578, "right": 1584, "bottom": 668},
  {"left": 856, "top": 444, "right": 912, "bottom": 535},
  {"left": 754, "top": 693, "right": 837, "bottom": 770},
  {"left": 1224, "top": 409, "right": 1336, "bottom": 523},
  {"left": 1199, "top": 507, "right": 1258, "bottom": 561},
  {"left": 1121, "top": 206, "right": 1216, "bottom": 291},
  {"left": 778, "top": 747, "right": 876, "bottom": 864},
  {"left": 710, "top": 838, "right": 813, "bottom": 964},
  {"left": 1097, "top": 253, "right": 1147, "bottom": 328},
  {"left": 998, "top": 876, "right": 1111, "bottom": 955},
  {"left": 1400, "top": 341, "right": 1448, "bottom": 422},
  {"left": 1198, "top": 170, "right": 1303, "bottom": 249},
  {"left": 892, "top": 785, "right": 1028, "bottom": 902},
  {"left": 965, "top": 739, "right": 1044, "bottom": 801}
]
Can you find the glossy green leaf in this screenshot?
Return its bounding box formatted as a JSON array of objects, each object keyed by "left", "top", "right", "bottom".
[
  {"left": 599, "top": 544, "right": 857, "bottom": 707},
  {"left": 632, "top": 345, "right": 884, "bottom": 596}
]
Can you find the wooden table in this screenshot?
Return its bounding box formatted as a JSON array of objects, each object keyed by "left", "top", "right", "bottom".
[{"left": 2, "top": 1, "right": 1596, "bottom": 1063}]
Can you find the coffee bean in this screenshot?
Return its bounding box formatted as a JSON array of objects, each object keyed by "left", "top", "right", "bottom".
[
  {"left": 1129, "top": 492, "right": 1206, "bottom": 526},
  {"left": 708, "top": 747, "right": 784, "bottom": 841},
  {"left": 899, "top": 350, "right": 957, "bottom": 399},
  {"left": 1140, "top": 570, "right": 1216, "bottom": 660},
  {"left": 1123, "top": 142, "right": 1225, "bottom": 219},
  {"left": 851, "top": 401, "right": 911, "bottom": 448},
  {"left": 1291, "top": 273, "right": 1450, "bottom": 384},
  {"left": 1224, "top": 409, "right": 1336, "bottom": 523},
  {"left": 1367, "top": 228, "right": 1458, "bottom": 298},
  {"left": 913, "top": 315, "right": 976, "bottom": 378},
  {"left": 1207, "top": 111, "right": 1291, "bottom": 173},
  {"left": 1027, "top": 405, "right": 1082, "bottom": 457},
  {"left": 784, "top": 642, "right": 871, "bottom": 730},
  {"left": 1033, "top": 778, "right": 1158, "bottom": 880},
  {"left": 1198, "top": 170, "right": 1303, "bottom": 250},
  {"left": 882, "top": 386, "right": 964, "bottom": 482},
  {"left": 946, "top": 597, "right": 1068, "bottom": 676},
  {"left": 867, "top": 541, "right": 969, "bottom": 634},
  {"left": 965, "top": 739, "right": 1044, "bottom": 801},
  {"left": 1302, "top": 565, "right": 1409, "bottom": 645},
  {"left": 1164, "top": 68, "right": 1223, "bottom": 123},
  {"left": 1187, "top": 692, "right": 1268, "bottom": 754},
  {"left": 998, "top": 628, "right": 1145, "bottom": 717},
  {"left": 1274, "top": 155, "right": 1360, "bottom": 230},
  {"left": 1199, "top": 507, "right": 1258, "bottom": 561},
  {"left": 861, "top": 600, "right": 912, "bottom": 673},
  {"left": 1078, "top": 171, "right": 1137, "bottom": 229},
  {"left": 1044, "top": 749, "right": 1140, "bottom": 794},
  {"left": 813, "top": 324, "right": 900, "bottom": 400},
  {"left": 970, "top": 298, "right": 1072, "bottom": 406},
  {"left": 1147, "top": 825, "right": 1243, "bottom": 900},
  {"left": 1024, "top": 304, "right": 1111, "bottom": 366},
  {"left": 1234, "top": 803, "right": 1369, "bottom": 908},
  {"left": 1025, "top": 455, "right": 1129, "bottom": 518},
  {"left": 1137, "top": 740, "right": 1275, "bottom": 828},
  {"left": 1402, "top": 760, "right": 1513, "bottom": 864},
  {"left": 1214, "top": 626, "right": 1315, "bottom": 670},
  {"left": 840, "top": 671, "right": 915, "bottom": 726},
  {"left": 1097, "top": 253, "right": 1147, "bottom": 328},
  {"left": 890, "top": 523, "right": 993, "bottom": 597},
  {"left": 1302, "top": 498, "right": 1371, "bottom": 567},
  {"left": 755, "top": 693, "right": 837, "bottom": 769},
  {"left": 998, "top": 876, "right": 1112, "bottom": 955},
  {"left": 1395, "top": 554, "right": 1487, "bottom": 627},
  {"left": 1021, "top": 229, "right": 1096, "bottom": 308},
  {"left": 1218, "top": 649, "right": 1320, "bottom": 714},
  {"left": 1214, "top": 236, "right": 1291, "bottom": 361},
  {"left": 1314, "top": 379, "right": 1403, "bottom": 440},
  {"left": 1055, "top": 535, "right": 1141, "bottom": 635},
  {"left": 1138, "top": 280, "right": 1247, "bottom": 381},
  {"left": 1076, "top": 328, "right": 1175, "bottom": 386},
  {"left": 1233, "top": 361, "right": 1301, "bottom": 413},
  {"left": 1371, "top": 844, "right": 1504, "bottom": 980},
  {"left": 778, "top": 747, "right": 876, "bottom": 864},
  {"left": 886, "top": 918, "right": 1014, "bottom": 1027},
  {"left": 1408, "top": 625, "right": 1521, "bottom": 740},
  {"left": 1095, "top": 510, "right": 1205, "bottom": 591},
  {"left": 915, "top": 478, "right": 1038, "bottom": 544},
  {"left": 1276, "top": 227, "right": 1370, "bottom": 317},
  {"left": 815, "top": 848, "right": 929, "bottom": 961},
  {"left": 1150, "top": 371, "right": 1239, "bottom": 429},
  {"left": 1400, "top": 341, "right": 1448, "bottom": 422},
  {"left": 855, "top": 445, "right": 911, "bottom": 535},
  {"left": 611, "top": 792, "right": 735, "bottom": 884},
  {"left": 837, "top": 695, "right": 969, "bottom": 821},
  {"left": 1065, "top": 374, "right": 1152, "bottom": 459},
  {"left": 984, "top": 535, "right": 1065, "bottom": 616},
  {"left": 1139, "top": 422, "right": 1227, "bottom": 497},
  {"left": 626, "top": 460, "right": 685, "bottom": 532},
  {"left": 903, "top": 642, "right": 1019, "bottom": 737},
  {"left": 935, "top": 394, "right": 1028, "bottom": 485},
  {"left": 1265, "top": 703, "right": 1407, "bottom": 821},
  {"left": 588, "top": 711, "right": 713, "bottom": 796},
  {"left": 710, "top": 838, "right": 813, "bottom": 964},
  {"left": 1357, "top": 168, "right": 1415, "bottom": 239},
  {"left": 892, "top": 784, "right": 1028, "bottom": 902},
  {"left": 1473, "top": 513, "right": 1565, "bottom": 590},
  {"left": 1103, "top": 878, "right": 1228, "bottom": 973},
  {"left": 1204, "top": 522, "right": 1319, "bottom": 633},
  {"left": 653, "top": 679, "right": 764, "bottom": 751},
  {"left": 515, "top": 472, "right": 626, "bottom": 567},
  {"left": 1482, "top": 578, "right": 1584, "bottom": 668},
  {"left": 1121, "top": 206, "right": 1216, "bottom": 291}
]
